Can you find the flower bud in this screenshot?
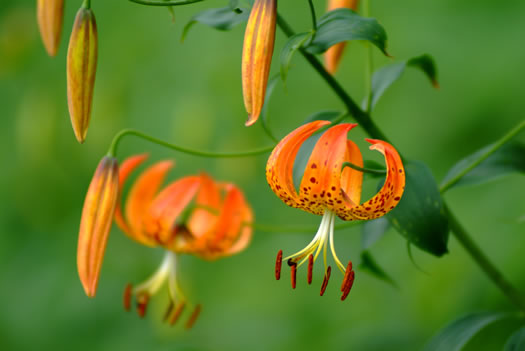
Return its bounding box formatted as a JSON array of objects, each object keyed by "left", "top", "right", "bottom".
[
  {"left": 77, "top": 156, "right": 119, "bottom": 297},
  {"left": 324, "top": 0, "right": 359, "bottom": 74},
  {"left": 241, "top": 0, "right": 277, "bottom": 127},
  {"left": 67, "top": 4, "right": 98, "bottom": 144},
  {"left": 37, "top": 0, "right": 65, "bottom": 57}
]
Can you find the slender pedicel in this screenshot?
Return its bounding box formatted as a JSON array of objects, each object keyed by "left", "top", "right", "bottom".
[{"left": 275, "top": 249, "right": 283, "bottom": 280}]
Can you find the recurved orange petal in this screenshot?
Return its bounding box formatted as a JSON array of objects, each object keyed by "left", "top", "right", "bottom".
[
  {"left": 114, "top": 154, "right": 148, "bottom": 236},
  {"left": 187, "top": 173, "right": 221, "bottom": 239},
  {"left": 266, "top": 120, "right": 331, "bottom": 210},
  {"left": 223, "top": 194, "right": 253, "bottom": 256},
  {"left": 146, "top": 176, "right": 200, "bottom": 246},
  {"left": 299, "top": 123, "right": 358, "bottom": 215},
  {"left": 336, "top": 139, "right": 405, "bottom": 220},
  {"left": 124, "top": 160, "right": 175, "bottom": 246}
]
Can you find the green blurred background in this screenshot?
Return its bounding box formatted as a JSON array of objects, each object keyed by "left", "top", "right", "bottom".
[{"left": 1, "top": 0, "right": 525, "bottom": 350}]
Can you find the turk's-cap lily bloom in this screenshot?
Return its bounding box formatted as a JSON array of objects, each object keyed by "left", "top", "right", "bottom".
[
  {"left": 67, "top": 3, "right": 98, "bottom": 144},
  {"left": 37, "top": 0, "right": 65, "bottom": 57},
  {"left": 324, "top": 0, "right": 360, "bottom": 74},
  {"left": 77, "top": 156, "right": 119, "bottom": 298},
  {"left": 113, "top": 155, "right": 253, "bottom": 328},
  {"left": 266, "top": 121, "right": 405, "bottom": 300},
  {"left": 241, "top": 0, "right": 277, "bottom": 127}
]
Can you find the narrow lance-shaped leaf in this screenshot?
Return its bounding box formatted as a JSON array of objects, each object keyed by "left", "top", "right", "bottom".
[
  {"left": 368, "top": 54, "right": 438, "bottom": 109},
  {"left": 423, "top": 311, "right": 510, "bottom": 351},
  {"left": 441, "top": 142, "right": 525, "bottom": 190},
  {"left": 37, "top": 0, "right": 65, "bottom": 57},
  {"left": 386, "top": 160, "right": 449, "bottom": 257},
  {"left": 361, "top": 216, "right": 389, "bottom": 250},
  {"left": 67, "top": 4, "right": 98, "bottom": 144},
  {"left": 359, "top": 250, "right": 396, "bottom": 286},
  {"left": 306, "top": 8, "right": 388, "bottom": 56},
  {"left": 280, "top": 31, "right": 313, "bottom": 84},
  {"left": 182, "top": 6, "right": 249, "bottom": 42},
  {"left": 504, "top": 326, "right": 525, "bottom": 351}
]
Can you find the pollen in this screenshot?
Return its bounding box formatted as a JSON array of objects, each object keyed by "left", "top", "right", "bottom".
[
  {"left": 290, "top": 261, "right": 297, "bottom": 289},
  {"left": 275, "top": 249, "right": 283, "bottom": 280},
  {"left": 136, "top": 293, "right": 150, "bottom": 318},
  {"left": 185, "top": 304, "right": 202, "bottom": 330},
  {"left": 320, "top": 266, "right": 332, "bottom": 296},
  {"left": 170, "top": 302, "right": 186, "bottom": 326},
  {"left": 123, "top": 283, "right": 133, "bottom": 311},
  {"left": 307, "top": 254, "right": 314, "bottom": 285}
]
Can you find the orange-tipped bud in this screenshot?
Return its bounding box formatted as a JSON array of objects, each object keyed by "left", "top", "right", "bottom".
[
  {"left": 324, "top": 0, "right": 359, "bottom": 74},
  {"left": 241, "top": 0, "right": 277, "bottom": 126},
  {"left": 67, "top": 4, "right": 98, "bottom": 143},
  {"left": 37, "top": 0, "right": 65, "bottom": 57},
  {"left": 77, "top": 156, "right": 119, "bottom": 297}
]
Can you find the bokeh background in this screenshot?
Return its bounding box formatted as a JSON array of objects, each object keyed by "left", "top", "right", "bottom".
[{"left": 1, "top": 0, "right": 525, "bottom": 350}]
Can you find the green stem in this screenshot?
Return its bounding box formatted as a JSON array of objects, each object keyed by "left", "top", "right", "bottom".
[
  {"left": 307, "top": 0, "right": 317, "bottom": 33},
  {"left": 128, "top": 0, "right": 204, "bottom": 6},
  {"left": 363, "top": 0, "right": 373, "bottom": 113},
  {"left": 107, "top": 129, "right": 274, "bottom": 158},
  {"left": 342, "top": 161, "right": 386, "bottom": 175},
  {"left": 82, "top": 0, "right": 91, "bottom": 9},
  {"left": 445, "top": 204, "right": 525, "bottom": 313},
  {"left": 440, "top": 119, "right": 525, "bottom": 193},
  {"left": 276, "top": 14, "right": 390, "bottom": 143}
]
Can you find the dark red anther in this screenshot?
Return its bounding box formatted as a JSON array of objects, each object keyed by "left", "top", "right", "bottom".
[
  {"left": 163, "top": 301, "right": 174, "bottom": 322},
  {"left": 170, "top": 302, "right": 186, "bottom": 326},
  {"left": 290, "top": 261, "right": 297, "bottom": 289},
  {"left": 340, "top": 261, "right": 353, "bottom": 292},
  {"left": 185, "top": 304, "right": 202, "bottom": 330},
  {"left": 275, "top": 250, "right": 283, "bottom": 280},
  {"left": 307, "top": 254, "right": 314, "bottom": 285},
  {"left": 136, "top": 293, "right": 150, "bottom": 318},
  {"left": 123, "top": 283, "right": 133, "bottom": 311},
  {"left": 341, "top": 270, "right": 355, "bottom": 301},
  {"left": 320, "top": 266, "right": 332, "bottom": 296}
]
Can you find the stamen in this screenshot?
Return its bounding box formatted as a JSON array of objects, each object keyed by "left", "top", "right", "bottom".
[
  {"left": 185, "top": 304, "right": 202, "bottom": 330},
  {"left": 123, "top": 283, "right": 133, "bottom": 311},
  {"left": 136, "top": 293, "right": 150, "bottom": 318},
  {"left": 275, "top": 250, "right": 283, "bottom": 280},
  {"left": 290, "top": 261, "right": 297, "bottom": 289},
  {"left": 307, "top": 254, "right": 314, "bottom": 285},
  {"left": 340, "top": 261, "right": 353, "bottom": 291},
  {"left": 163, "top": 300, "right": 174, "bottom": 322},
  {"left": 320, "top": 266, "right": 331, "bottom": 296},
  {"left": 341, "top": 270, "right": 355, "bottom": 301},
  {"left": 170, "top": 301, "right": 186, "bottom": 326}
]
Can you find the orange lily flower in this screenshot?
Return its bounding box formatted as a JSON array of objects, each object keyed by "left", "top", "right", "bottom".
[
  {"left": 266, "top": 121, "right": 405, "bottom": 300},
  {"left": 241, "top": 0, "right": 277, "bottom": 126},
  {"left": 77, "top": 156, "right": 119, "bottom": 298},
  {"left": 114, "top": 155, "right": 253, "bottom": 328},
  {"left": 324, "top": 0, "right": 360, "bottom": 74}
]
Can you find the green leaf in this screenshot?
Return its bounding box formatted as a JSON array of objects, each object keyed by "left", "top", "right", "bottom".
[
  {"left": 369, "top": 54, "right": 438, "bottom": 108},
  {"left": 280, "top": 32, "right": 313, "bottom": 84},
  {"left": 361, "top": 216, "right": 389, "bottom": 249},
  {"left": 441, "top": 142, "right": 525, "bottom": 190},
  {"left": 387, "top": 160, "right": 449, "bottom": 257},
  {"left": 303, "top": 110, "right": 343, "bottom": 124},
  {"left": 423, "top": 311, "right": 509, "bottom": 351},
  {"left": 306, "top": 8, "right": 388, "bottom": 56},
  {"left": 359, "top": 250, "right": 396, "bottom": 286},
  {"left": 505, "top": 326, "right": 525, "bottom": 351},
  {"left": 182, "top": 6, "right": 249, "bottom": 41}
]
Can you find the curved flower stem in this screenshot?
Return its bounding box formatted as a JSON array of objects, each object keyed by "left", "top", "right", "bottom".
[
  {"left": 128, "top": 0, "right": 204, "bottom": 6},
  {"left": 82, "top": 0, "right": 91, "bottom": 9},
  {"left": 440, "top": 119, "right": 525, "bottom": 193},
  {"left": 445, "top": 204, "right": 525, "bottom": 313},
  {"left": 275, "top": 13, "right": 525, "bottom": 311},
  {"left": 307, "top": 0, "right": 317, "bottom": 34},
  {"left": 107, "top": 129, "right": 275, "bottom": 158},
  {"left": 276, "top": 14, "right": 390, "bottom": 143},
  {"left": 342, "top": 161, "right": 386, "bottom": 175}
]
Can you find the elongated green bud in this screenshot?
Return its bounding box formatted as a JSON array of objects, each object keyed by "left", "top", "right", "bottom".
[
  {"left": 37, "top": 0, "right": 65, "bottom": 57},
  {"left": 67, "top": 4, "right": 98, "bottom": 144}
]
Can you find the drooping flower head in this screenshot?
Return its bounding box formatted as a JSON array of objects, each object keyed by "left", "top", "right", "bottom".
[
  {"left": 114, "top": 155, "right": 253, "bottom": 328},
  {"left": 242, "top": 0, "right": 277, "bottom": 126},
  {"left": 324, "top": 0, "right": 360, "bottom": 74},
  {"left": 266, "top": 121, "right": 405, "bottom": 300}
]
